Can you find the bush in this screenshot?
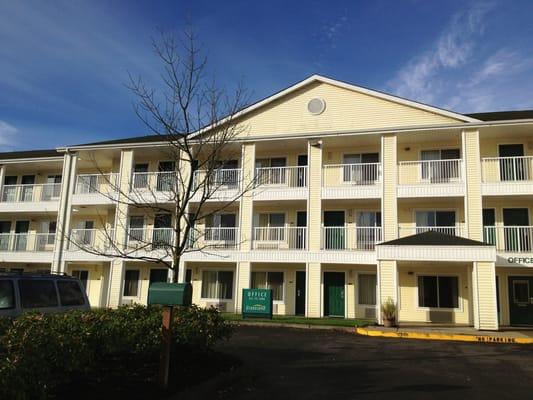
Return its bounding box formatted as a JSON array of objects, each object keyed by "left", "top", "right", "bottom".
[{"left": 0, "top": 305, "right": 232, "bottom": 400}]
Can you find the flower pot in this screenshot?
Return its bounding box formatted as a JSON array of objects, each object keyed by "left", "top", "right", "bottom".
[{"left": 383, "top": 317, "right": 395, "bottom": 328}]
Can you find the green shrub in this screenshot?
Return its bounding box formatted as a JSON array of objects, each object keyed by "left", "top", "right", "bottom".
[{"left": 0, "top": 305, "right": 232, "bottom": 400}]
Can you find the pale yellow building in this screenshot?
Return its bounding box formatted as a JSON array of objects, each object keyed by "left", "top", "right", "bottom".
[{"left": 2, "top": 75, "right": 533, "bottom": 330}]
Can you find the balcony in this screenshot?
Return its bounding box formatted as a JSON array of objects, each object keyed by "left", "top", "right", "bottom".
[
  {"left": 481, "top": 156, "right": 533, "bottom": 195},
  {"left": 253, "top": 166, "right": 307, "bottom": 200},
  {"left": 0, "top": 232, "right": 55, "bottom": 262},
  {"left": 484, "top": 226, "right": 533, "bottom": 253},
  {"left": 322, "top": 163, "right": 381, "bottom": 199},
  {"left": 191, "top": 227, "right": 240, "bottom": 250},
  {"left": 321, "top": 226, "right": 382, "bottom": 251},
  {"left": 252, "top": 226, "right": 306, "bottom": 250},
  {"left": 0, "top": 183, "right": 61, "bottom": 212},
  {"left": 398, "top": 226, "right": 465, "bottom": 238},
  {"left": 68, "top": 228, "right": 115, "bottom": 252},
  {"left": 397, "top": 159, "right": 464, "bottom": 198},
  {"left": 72, "top": 173, "right": 119, "bottom": 205},
  {"left": 191, "top": 169, "right": 242, "bottom": 202}
]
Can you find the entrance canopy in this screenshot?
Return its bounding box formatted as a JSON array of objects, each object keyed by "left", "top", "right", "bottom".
[{"left": 377, "top": 231, "right": 495, "bottom": 262}]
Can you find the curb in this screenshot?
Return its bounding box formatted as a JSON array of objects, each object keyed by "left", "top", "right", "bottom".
[
  {"left": 231, "top": 320, "right": 356, "bottom": 332},
  {"left": 355, "top": 327, "right": 533, "bottom": 344}
]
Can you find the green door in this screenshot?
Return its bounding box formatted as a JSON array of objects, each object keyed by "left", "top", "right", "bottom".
[
  {"left": 324, "top": 272, "right": 345, "bottom": 317},
  {"left": 509, "top": 277, "right": 533, "bottom": 325}
]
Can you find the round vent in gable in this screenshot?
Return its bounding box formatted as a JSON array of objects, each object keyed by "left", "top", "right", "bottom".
[{"left": 307, "top": 98, "right": 326, "bottom": 115}]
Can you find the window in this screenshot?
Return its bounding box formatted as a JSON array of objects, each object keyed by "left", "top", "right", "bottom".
[
  {"left": 421, "top": 149, "right": 460, "bottom": 181},
  {"left": 72, "top": 270, "right": 89, "bottom": 290},
  {"left": 129, "top": 216, "right": 144, "bottom": 242},
  {"left": 133, "top": 163, "right": 149, "bottom": 188},
  {"left": 57, "top": 281, "right": 85, "bottom": 306},
  {"left": 415, "top": 211, "right": 456, "bottom": 235},
  {"left": 201, "top": 270, "right": 233, "bottom": 299},
  {"left": 251, "top": 271, "right": 284, "bottom": 301},
  {"left": 123, "top": 270, "right": 140, "bottom": 297},
  {"left": 342, "top": 153, "right": 379, "bottom": 184},
  {"left": 255, "top": 157, "right": 287, "bottom": 184},
  {"left": 0, "top": 280, "right": 15, "bottom": 309},
  {"left": 418, "top": 276, "right": 459, "bottom": 308},
  {"left": 358, "top": 274, "right": 377, "bottom": 305},
  {"left": 47, "top": 221, "right": 56, "bottom": 245},
  {"left": 257, "top": 213, "right": 285, "bottom": 241},
  {"left": 19, "top": 279, "right": 59, "bottom": 308}
]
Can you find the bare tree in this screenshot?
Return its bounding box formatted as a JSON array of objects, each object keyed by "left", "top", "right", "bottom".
[{"left": 65, "top": 31, "right": 253, "bottom": 281}]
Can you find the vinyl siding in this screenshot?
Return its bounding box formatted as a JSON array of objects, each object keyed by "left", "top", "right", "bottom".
[{"left": 235, "top": 82, "right": 461, "bottom": 138}]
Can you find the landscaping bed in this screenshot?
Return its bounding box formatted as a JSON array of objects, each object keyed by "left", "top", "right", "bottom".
[
  {"left": 0, "top": 305, "right": 234, "bottom": 399},
  {"left": 222, "top": 313, "right": 373, "bottom": 328}
]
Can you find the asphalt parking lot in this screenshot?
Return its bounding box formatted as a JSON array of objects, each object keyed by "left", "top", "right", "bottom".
[{"left": 183, "top": 325, "right": 533, "bottom": 400}]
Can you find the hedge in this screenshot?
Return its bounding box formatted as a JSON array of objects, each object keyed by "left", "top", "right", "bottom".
[{"left": 0, "top": 305, "right": 233, "bottom": 399}]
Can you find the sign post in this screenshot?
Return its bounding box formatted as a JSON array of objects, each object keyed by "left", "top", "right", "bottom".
[
  {"left": 159, "top": 305, "right": 173, "bottom": 389},
  {"left": 242, "top": 288, "right": 273, "bottom": 319}
]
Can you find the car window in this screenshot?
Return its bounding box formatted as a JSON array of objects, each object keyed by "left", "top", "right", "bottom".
[
  {"left": 0, "top": 280, "right": 15, "bottom": 309},
  {"left": 57, "top": 281, "right": 85, "bottom": 306},
  {"left": 19, "top": 279, "right": 58, "bottom": 308}
]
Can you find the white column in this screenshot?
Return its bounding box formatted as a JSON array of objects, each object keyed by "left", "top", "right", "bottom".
[
  {"left": 235, "top": 261, "right": 251, "bottom": 313},
  {"left": 0, "top": 165, "right": 5, "bottom": 202},
  {"left": 52, "top": 152, "right": 76, "bottom": 273},
  {"left": 377, "top": 260, "right": 398, "bottom": 325},
  {"left": 108, "top": 259, "right": 126, "bottom": 308},
  {"left": 472, "top": 261, "right": 499, "bottom": 330}
]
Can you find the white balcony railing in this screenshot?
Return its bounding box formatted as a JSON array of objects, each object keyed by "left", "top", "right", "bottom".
[
  {"left": 482, "top": 156, "right": 533, "bottom": 182},
  {"left": 75, "top": 173, "right": 119, "bottom": 194},
  {"left": 127, "top": 227, "right": 174, "bottom": 249},
  {"left": 398, "top": 159, "right": 463, "bottom": 184},
  {"left": 484, "top": 226, "right": 533, "bottom": 252},
  {"left": 194, "top": 227, "right": 240, "bottom": 249},
  {"left": 192, "top": 169, "right": 241, "bottom": 190},
  {"left": 399, "top": 226, "right": 463, "bottom": 237},
  {"left": 68, "top": 229, "right": 115, "bottom": 252},
  {"left": 321, "top": 227, "right": 382, "bottom": 250},
  {"left": 323, "top": 163, "right": 381, "bottom": 186},
  {"left": 255, "top": 166, "right": 308, "bottom": 187},
  {"left": 0, "top": 233, "right": 55, "bottom": 252},
  {"left": 1, "top": 183, "right": 62, "bottom": 202},
  {"left": 131, "top": 172, "right": 176, "bottom": 192},
  {"left": 252, "top": 226, "right": 306, "bottom": 250}
]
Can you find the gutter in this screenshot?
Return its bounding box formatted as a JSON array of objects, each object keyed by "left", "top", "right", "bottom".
[{"left": 56, "top": 118, "right": 533, "bottom": 152}]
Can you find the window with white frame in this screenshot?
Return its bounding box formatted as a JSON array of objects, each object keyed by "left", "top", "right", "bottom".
[
  {"left": 358, "top": 274, "right": 377, "bottom": 305},
  {"left": 251, "top": 271, "right": 284, "bottom": 301},
  {"left": 420, "top": 149, "right": 460, "bottom": 181},
  {"left": 201, "top": 270, "right": 233, "bottom": 300},
  {"left": 123, "top": 270, "right": 140, "bottom": 297},
  {"left": 342, "top": 153, "right": 379, "bottom": 184},
  {"left": 418, "top": 275, "right": 459, "bottom": 308},
  {"left": 415, "top": 211, "right": 456, "bottom": 235},
  {"left": 129, "top": 216, "right": 144, "bottom": 242}
]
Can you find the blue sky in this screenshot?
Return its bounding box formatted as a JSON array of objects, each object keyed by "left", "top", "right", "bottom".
[{"left": 1, "top": 0, "right": 533, "bottom": 151}]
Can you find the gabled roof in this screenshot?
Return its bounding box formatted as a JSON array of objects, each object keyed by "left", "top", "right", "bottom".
[
  {"left": 378, "top": 231, "right": 491, "bottom": 247},
  {"left": 466, "top": 110, "right": 533, "bottom": 121},
  {"left": 63, "top": 74, "right": 480, "bottom": 150}
]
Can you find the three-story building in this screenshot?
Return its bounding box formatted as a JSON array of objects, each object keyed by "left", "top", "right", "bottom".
[{"left": 2, "top": 75, "right": 533, "bottom": 330}]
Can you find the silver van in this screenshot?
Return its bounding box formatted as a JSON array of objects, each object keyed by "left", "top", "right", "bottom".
[{"left": 0, "top": 272, "right": 90, "bottom": 318}]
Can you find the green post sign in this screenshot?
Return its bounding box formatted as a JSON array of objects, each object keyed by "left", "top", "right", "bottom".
[{"left": 242, "top": 288, "right": 273, "bottom": 319}]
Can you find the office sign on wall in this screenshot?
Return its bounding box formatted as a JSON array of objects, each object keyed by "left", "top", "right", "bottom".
[{"left": 242, "top": 288, "right": 273, "bottom": 319}]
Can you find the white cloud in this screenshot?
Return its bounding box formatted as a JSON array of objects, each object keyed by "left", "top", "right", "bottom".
[
  {"left": 387, "top": 2, "right": 495, "bottom": 104},
  {"left": 386, "top": 1, "right": 533, "bottom": 112},
  {"left": 0, "top": 121, "right": 18, "bottom": 148}
]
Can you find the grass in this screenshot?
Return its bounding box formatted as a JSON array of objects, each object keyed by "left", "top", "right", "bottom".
[{"left": 222, "top": 313, "right": 373, "bottom": 328}]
